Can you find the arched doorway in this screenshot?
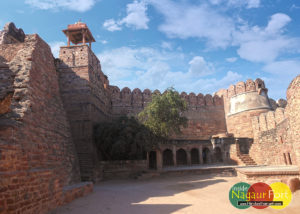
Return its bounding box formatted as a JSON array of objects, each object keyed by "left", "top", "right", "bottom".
[
  {"left": 148, "top": 151, "right": 157, "bottom": 169},
  {"left": 202, "top": 148, "right": 211, "bottom": 164},
  {"left": 176, "top": 149, "right": 187, "bottom": 165},
  {"left": 191, "top": 148, "right": 199, "bottom": 164},
  {"left": 214, "top": 147, "right": 223, "bottom": 162},
  {"left": 163, "top": 149, "right": 173, "bottom": 167}
]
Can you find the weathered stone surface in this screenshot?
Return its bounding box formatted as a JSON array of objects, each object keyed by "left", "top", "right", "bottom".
[
  {"left": 288, "top": 177, "right": 300, "bottom": 192},
  {"left": 0, "top": 34, "right": 82, "bottom": 214},
  {"left": 0, "top": 22, "right": 25, "bottom": 44}
]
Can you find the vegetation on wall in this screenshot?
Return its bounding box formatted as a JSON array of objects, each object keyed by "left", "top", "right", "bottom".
[
  {"left": 138, "top": 87, "right": 188, "bottom": 138},
  {"left": 94, "top": 87, "right": 188, "bottom": 160},
  {"left": 94, "top": 116, "right": 161, "bottom": 160}
]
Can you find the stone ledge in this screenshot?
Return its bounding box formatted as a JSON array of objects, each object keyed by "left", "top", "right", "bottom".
[{"left": 61, "top": 182, "right": 93, "bottom": 205}]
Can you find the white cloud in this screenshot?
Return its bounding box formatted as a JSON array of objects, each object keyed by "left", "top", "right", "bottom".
[
  {"left": 161, "top": 41, "right": 172, "bottom": 50},
  {"left": 265, "top": 13, "right": 291, "bottom": 34},
  {"left": 97, "top": 46, "right": 242, "bottom": 94},
  {"left": 233, "top": 13, "right": 298, "bottom": 63},
  {"left": 226, "top": 57, "right": 237, "bottom": 63},
  {"left": 25, "top": 0, "right": 96, "bottom": 12},
  {"left": 149, "top": 0, "right": 234, "bottom": 49},
  {"left": 103, "top": 0, "right": 149, "bottom": 32},
  {"left": 228, "top": 0, "right": 260, "bottom": 8},
  {"left": 263, "top": 60, "right": 300, "bottom": 76},
  {"left": 103, "top": 19, "right": 122, "bottom": 32},
  {"left": 260, "top": 60, "right": 300, "bottom": 99},
  {"left": 209, "top": 0, "right": 260, "bottom": 8},
  {"left": 188, "top": 56, "right": 215, "bottom": 77},
  {"left": 119, "top": 0, "right": 149, "bottom": 30},
  {"left": 49, "top": 41, "right": 65, "bottom": 58},
  {"left": 101, "top": 40, "right": 108, "bottom": 44}
]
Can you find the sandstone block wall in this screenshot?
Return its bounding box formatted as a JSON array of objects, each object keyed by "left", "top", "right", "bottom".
[
  {"left": 217, "top": 78, "right": 272, "bottom": 138},
  {"left": 109, "top": 87, "right": 227, "bottom": 139},
  {"left": 0, "top": 34, "right": 81, "bottom": 213},
  {"left": 58, "top": 45, "right": 111, "bottom": 181},
  {"left": 286, "top": 75, "right": 300, "bottom": 166},
  {"left": 249, "top": 105, "right": 297, "bottom": 166}
]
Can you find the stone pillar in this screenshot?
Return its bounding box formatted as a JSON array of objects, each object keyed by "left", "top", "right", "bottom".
[
  {"left": 199, "top": 145, "right": 203, "bottom": 164},
  {"left": 187, "top": 149, "right": 191, "bottom": 165},
  {"left": 67, "top": 34, "right": 70, "bottom": 46},
  {"left": 82, "top": 29, "right": 86, "bottom": 44},
  {"left": 156, "top": 149, "right": 162, "bottom": 171},
  {"left": 172, "top": 145, "right": 177, "bottom": 167}
]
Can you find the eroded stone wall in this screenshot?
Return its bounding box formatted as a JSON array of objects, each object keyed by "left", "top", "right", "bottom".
[
  {"left": 0, "top": 34, "right": 82, "bottom": 213},
  {"left": 286, "top": 75, "right": 300, "bottom": 165}
]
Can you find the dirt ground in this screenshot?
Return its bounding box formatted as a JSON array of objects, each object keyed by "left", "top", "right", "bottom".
[{"left": 51, "top": 173, "right": 300, "bottom": 214}]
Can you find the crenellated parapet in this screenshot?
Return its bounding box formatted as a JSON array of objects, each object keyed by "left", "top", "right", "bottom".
[
  {"left": 221, "top": 78, "right": 271, "bottom": 116},
  {"left": 224, "top": 78, "right": 268, "bottom": 100},
  {"left": 251, "top": 107, "right": 286, "bottom": 133},
  {"left": 109, "top": 87, "right": 223, "bottom": 110},
  {"left": 269, "top": 98, "right": 288, "bottom": 110}
]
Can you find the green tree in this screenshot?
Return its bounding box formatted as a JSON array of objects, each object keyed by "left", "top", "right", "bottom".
[
  {"left": 94, "top": 116, "right": 160, "bottom": 160},
  {"left": 138, "top": 87, "right": 188, "bottom": 138}
]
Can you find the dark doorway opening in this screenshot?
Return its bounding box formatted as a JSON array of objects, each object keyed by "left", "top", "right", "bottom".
[
  {"left": 176, "top": 149, "right": 187, "bottom": 165},
  {"left": 214, "top": 147, "right": 223, "bottom": 162},
  {"left": 191, "top": 148, "right": 199, "bottom": 164},
  {"left": 202, "top": 148, "right": 211, "bottom": 164},
  {"left": 163, "top": 149, "right": 174, "bottom": 167},
  {"left": 149, "top": 151, "right": 157, "bottom": 169}
]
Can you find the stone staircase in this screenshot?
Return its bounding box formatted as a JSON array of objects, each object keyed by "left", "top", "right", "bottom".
[{"left": 238, "top": 154, "right": 257, "bottom": 166}]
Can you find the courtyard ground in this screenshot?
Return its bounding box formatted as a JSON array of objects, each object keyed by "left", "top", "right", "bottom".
[{"left": 51, "top": 173, "right": 300, "bottom": 214}]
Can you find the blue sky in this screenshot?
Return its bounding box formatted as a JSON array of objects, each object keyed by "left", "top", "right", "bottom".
[{"left": 1, "top": 0, "right": 300, "bottom": 100}]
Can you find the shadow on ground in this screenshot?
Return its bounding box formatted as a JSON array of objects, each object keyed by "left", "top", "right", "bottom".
[{"left": 50, "top": 173, "right": 227, "bottom": 214}]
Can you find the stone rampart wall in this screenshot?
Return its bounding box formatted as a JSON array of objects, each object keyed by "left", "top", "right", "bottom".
[{"left": 0, "top": 35, "right": 85, "bottom": 214}]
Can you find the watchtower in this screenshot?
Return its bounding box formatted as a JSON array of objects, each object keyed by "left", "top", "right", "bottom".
[
  {"left": 62, "top": 21, "right": 95, "bottom": 48},
  {"left": 58, "top": 22, "right": 110, "bottom": 182}
]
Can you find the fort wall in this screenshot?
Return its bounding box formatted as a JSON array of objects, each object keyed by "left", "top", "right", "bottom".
[
  {"left": 57, "top": 44, "right": 111, "bottom": 181},
  {"left": 217, "top": 78, "right": 272, "bottom": 138},
  {"left": 286, "top": 75, "right": 300, "bottom": 165},
  {"left": 109, "top": 86, "right": 226, "bottom": 139},
  {"left": 0, "top": 34, "right": 91, "bottom": 214}
]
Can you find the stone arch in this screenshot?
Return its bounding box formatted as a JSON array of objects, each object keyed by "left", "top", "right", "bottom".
[
  {"left": 202, "top": 147, "right": 211, "bottom": 164},
  {"left": 163, "top": 149, "right": 173, "bottom": 167},
  {"left": 176, "top": 148, "right": 187, "bottom": 165},
  {"left": 191, "top": 148, "right": 200, "bottom": 164},
  {"left": 214, "top": 147, "right": 223, "bottom": 162}
]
